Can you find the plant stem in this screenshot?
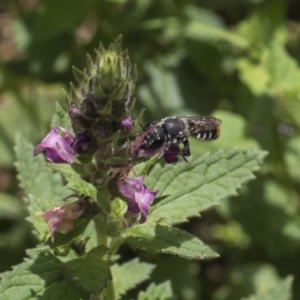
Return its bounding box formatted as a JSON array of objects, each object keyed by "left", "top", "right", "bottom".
[
  {"left": 94, "top": 215, "right": 116, "bottom": 299},
  {"left": 102, "top": 279, "right": 115, "bottom": 300},
  {"left": 94, "top": 215, "right": 108, "bottom": 247},
  {"left": 108, "top": 236, "right": 125, "bottom": 257}
]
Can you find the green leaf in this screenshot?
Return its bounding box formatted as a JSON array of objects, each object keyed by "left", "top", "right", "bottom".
[
  {"left": 46, "top": 163, "right": 97, "bottom": 199},
  {"left": 0, "top": 248, "right": 88, "bottom": 300},
  {"left": 146, "top": 148, "right": 267, "bottom": 224},
  {"left": 138, "top": 281, "right": 173, "bottom": 300},
  {"left": 111, "top": 198, "right": 127, "bottom": 220},
  {"left": 235, "top": 1, "right": 299, "bottom": 100},
  {"left": 240, "top": 276, "right": 293, "bottom": 300},
  {"left": 81, "top": 220, "right": 99, "bottom": 253},
  {"left": 64, "top": 246, "right": 112, "bottom": 295},
  {"left": 236, "top": 42, "right": 300, "bottom": 98},
  {"left": 97, "top": 187, "right": 111, "bottom": 214},
  {"left": 49, "top": 219, "right": 91, "bottom": 248},
  {"left": 51, "top": 101, "right": 72, "bottom": 131},
  {"left": 26, "top": 194, "right": 53, "bottom": 238},
  {"left": 15, "top": 135, "right": 70, "bottom": 239},
  {"left": 264, "top": 41, "right": 300, "bottom": 96},
  {"left": 184, "top": 6, "right": 248, "bottom": 49},
  {"left": 112, "top": 258, "right": 155, "bottom": 299},
  {"left": 236, "top": 58, "right": 269, "bottom": 96},
  {"left": 125, "top": 224, "right": 218, "bottom": 260}
]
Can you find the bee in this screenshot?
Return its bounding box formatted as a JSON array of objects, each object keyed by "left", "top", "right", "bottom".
[{"left": 140, "top": 116, "right": 222, "bottom": 157}]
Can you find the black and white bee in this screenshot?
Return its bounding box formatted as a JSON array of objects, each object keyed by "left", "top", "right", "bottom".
[{"left": 140, "top": 116, "right": 222, "bottom": 157}]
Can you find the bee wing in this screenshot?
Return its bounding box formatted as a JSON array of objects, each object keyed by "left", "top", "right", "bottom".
[
  {"left": 181, "top": 116, "right": 222, "bottom": 126},
  {"left": 180, "top": 116, "right": 221, "bottom": 140}
]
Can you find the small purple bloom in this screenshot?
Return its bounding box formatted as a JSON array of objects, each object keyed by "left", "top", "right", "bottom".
[
  {"left": 118, "top": 175, "right": 158, "bottom": 223},
  {"left": 38, "top": 198, "right": 88, "bottom": 242},
  {"left": 163, "top": 145, "right": 181, "bottom": 164},
  {"left": 33, "top": 127, "right": 76, "bottom": 163},
  {"left": 68, "top": 103, "right": 81, "bottom": 118},
  {"left": 137, "top": 144, "right": 181, "bottom": 164},
  {"left": 71, "top": 133, "right": 92, "bottom": 155},
  {"left": 121, "top": 117, "right": 134, "bottom": 131}
]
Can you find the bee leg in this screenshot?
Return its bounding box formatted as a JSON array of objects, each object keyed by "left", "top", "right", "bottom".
[{"left": 182, "top": 138, "right": 191, "bottom": 156}]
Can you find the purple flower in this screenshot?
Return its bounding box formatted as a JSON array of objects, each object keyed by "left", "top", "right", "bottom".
[
  {"left": 118, "top": 175, "right": 158, "bottom": 223},
  {"left": 137, "top": 144, "right": 181, "bottom": 164},
  {"left": 121, "top": 117, "right": 134, "bottom": 131},
  {"left": 71, "top": 133, "right": 93, "bottom": 155},
  {"left": 137, "top": 147, "right": 162, "bottom": 158},
  {"left": 38, "top": 199, "right": 88, "bottom": 242},
  {"left": 33, "top": 127, "right": 76, "bottom": 163},
  {"left": 163, "top": 145, "right": 181, "bottom": 163},
  {"left": 68, "top": 103, "right": 81, "bottom": 118}
]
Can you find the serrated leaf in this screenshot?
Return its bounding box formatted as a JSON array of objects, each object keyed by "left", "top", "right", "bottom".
[
  {"left": 112, "top": 258, "right": 155, "bottom": 299},
  {"left": 0, "top": 249, "right": 88, "bottom": 300},
  {"left": 146, "top": 148, "right": 267, "bottom": 225},
  {"left": 25, "top": 194, "right": 52, "bottom": 238},
  {"left": 46, "top": 163, "right": 97, "bottom": 199},
  {"left": 51, "top": 101, "right": 72, "bottom": 131},
  {"left": 240, "top": 276, "right": 293, "bottom": 300},
  {"left": 125, "top": 224, "right": 218, "bottom": 260},
  {"left": 15, "top": 135, "right": 70, "bottom": 239},
  {"left": 138, "top": 281, "right": 173, "bottom": 300},
  {"left": 64, "top": 246, "right": 112, "bottom": 295}
]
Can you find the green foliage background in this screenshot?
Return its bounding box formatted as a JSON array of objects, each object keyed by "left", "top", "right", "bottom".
[{"left": 0, "top": 0, "right": 300, "bottom": 299}]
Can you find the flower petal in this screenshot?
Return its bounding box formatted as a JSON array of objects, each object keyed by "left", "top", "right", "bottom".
[
  {"left": 38, "top": 199, "right": 88, "bottom": 241},
  {"left": 163, "top": 145, "right": 180, "bottom": 164},
  {"left": 134, "top": 188, "right": 158, "bottom": 223},
  {"left": 118, "top": 175, "right": 158, "bottom": 223},
  {"left": 34, "top": 127, "right": 76, "bottom": 163},
  {"left": 71, "top": 133, "right": 94, "bottom": 155}
]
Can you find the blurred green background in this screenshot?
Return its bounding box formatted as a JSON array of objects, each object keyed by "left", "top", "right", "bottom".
[{"left": 1, "top": 0, "right": 300, "bottom": 299}]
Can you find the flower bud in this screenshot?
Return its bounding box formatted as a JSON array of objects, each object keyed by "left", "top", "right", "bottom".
[{"left": 67, "top": 36, "right": 137, "bottom": 145}]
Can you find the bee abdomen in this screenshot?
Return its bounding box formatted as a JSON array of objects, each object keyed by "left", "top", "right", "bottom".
[{"left": 193, "top": 128, "right": 220, "bottom": 141}]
